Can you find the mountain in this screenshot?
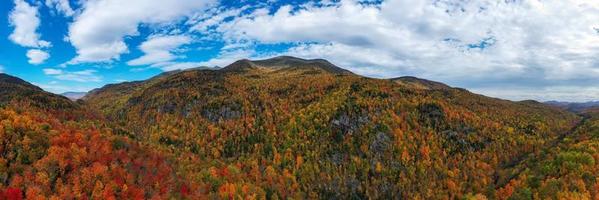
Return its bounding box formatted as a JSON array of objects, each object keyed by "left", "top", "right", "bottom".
[
  {"left": 495, "top": 106, "right": 599, "bottom": 199},
  {"left": 60, "top": 92, "right": 87, "bottom": 100},
  {"left": 82, "top": 56, "right": 581, "bottom": 199},
  {"left": 391, "top": 76, "right": 452, "bottom": 90},
  {"left": 0, "top": 73, "right": 75, "bottom": 109},
  {"left": 545, "top": 100, "right": 599, "bottom": 113},
  {"left": 2, "top": 56, "right": 597, "bottom": 199},
  {"left": 83, "top": 66, "right": 220, "bottom": 102},
  {"left": 222, "top": 56, "right": 354, "bottom": 74},
  {"left": 0, "top": 76, "right": 204, "bottom": 198}
]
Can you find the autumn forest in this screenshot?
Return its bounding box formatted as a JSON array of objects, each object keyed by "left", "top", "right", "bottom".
[{"left": 1, "top": 56, "right": 598, "bottom": 199}]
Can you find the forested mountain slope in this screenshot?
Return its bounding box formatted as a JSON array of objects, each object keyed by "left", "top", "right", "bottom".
[
  {"left": 496, "top": 109, "right": 599, "bottom": 199},
  {"left": 0, "top": 73, "right": 75, "bottom": 110},
  {"left": 0, "top": 75, "right": 206, "bottom": 198},
  {"left": 82, "top": 56, "right": 580, "bottom": 199}
]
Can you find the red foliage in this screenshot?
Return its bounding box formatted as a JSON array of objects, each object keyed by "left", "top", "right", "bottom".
[
  {"left": 180, "top": 184, "right": 191, "bottom": 197},
  {"left": 1, "top": 188, "right": 23, "bottom": 200}
]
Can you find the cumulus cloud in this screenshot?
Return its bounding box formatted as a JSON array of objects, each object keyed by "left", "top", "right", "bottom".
[
  {"left": 43, "top": 68, "right": 102, "bottom": 82},
  {"left": 197, "top": 48, "right": 256, "bottom": 68},
  {"left": 67, "top": 0, "right": 215, "bottom": 63},
  {"left": 145, "top": 48, "right": 253, "bottom": 71},
  {"left": 43, "top": 68, "right": 62, "bottom": 75},
  {"left": 26, "top": 49, "right": 50, "bottom": 65},
  {"left": 470, "top": 86, "right": 599, "bottom": 102},
  {"left": 35, "top": 81, "right": 96, "bottom": 94},
  {"left": 127, "top": 35, "right": 192, "bottom": 66},
  {"left": 148, "top": 62, "right": 204, "bottom": 71},
  {"left": 45, "top": 0, "right": 75, "bottom": 16},
  {"left": 8, "top": 0, "right": 51, "bottom": 48},
  {"left": 8, "top": 0, "right": 597, "bottom": 101},
  {"left": 286, "top": 43, "right": 407, "bottom": 77},
  {"left": 204, "top": 0, "right": 599, "bottom": 101},
  {"left": 188, "top": 6, "right": 248, "bottom": 34}
]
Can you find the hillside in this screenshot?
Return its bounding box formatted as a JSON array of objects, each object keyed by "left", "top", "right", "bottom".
[
  {"left": 82, "top": 56, "right": 581, "bottom": 199},
  {"left": 0, "top": 0, "right": 594, "bottom": 198},
  {"left": 0, "top": 74, "right": 210, "bottom": 198},
  {"left": 391, "top": 76, "right": 452, "bottom": 90},
  {"left": 545, "top": 101, "right": 599, "bottom": 113},
  {"left": 496, "top": 109, "right": 599, "bottom": 199},
  {"left": 0, "top": 73, "right": 75, "bottom": 109}
]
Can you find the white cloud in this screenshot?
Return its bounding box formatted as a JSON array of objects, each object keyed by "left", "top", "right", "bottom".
[
  {"left": 218, "top": 3, "right": 388, "bottom": 46},
  {"left": 5, "top": 0, "right": 596, "bottom": 101},
  {"left": 199, "top": 48, "right": 254, "bottom": 67},
  {"left": 43, "top": 68, "right": 62, "bottom": 75},
  {"left": 148, "top": 62, "right": 203, "bottom": 71},
  {"left": 206, "top": 0, "right": 599, "bottom": 101},
  {"left": 45, "top": 0, "right": 75, "bottom": 16},
  {"left": 43, "top": 68, "right": 102, "bottom": 82},
  {"left": 34, "top": 81, "right": 96, "bottom": 94},
  {"left": 127, "top": 35, "right": 192, "bottom": 66},
  {"left": 286, "top": 43, "right": 407, "bottom": 78},
  {"left": 26, "top": 49, "right": 50, "bottom": 65},
  {"left": 470, "top": 86, "right": 599, "bottom": 102},
  {"left": 188, "top": 6, "right": 248, "bottom": 34},
  {"left": 8, "top": 0, "right": 51, "bottom": 48},
  {"left": 0, "top": 65, "right": 4, "bottom": 73},
  {"left": 154, "top": 48, "right": 255, "bottom": 71},
  {"left": 67, "top": 0, "right": 215, "bottom": 63}
]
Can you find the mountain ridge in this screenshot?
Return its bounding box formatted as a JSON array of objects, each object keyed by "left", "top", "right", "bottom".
[
  {"left": 80, "top": 56, "right": 580, "bottom": 198},
  {"left": 545, "top": 100, "right": 599, "bottom": 113},
  {"left": 391, "top": 76, "right": 452, "bottom": 90},
  {"left": 0, "top": 73, "right": 76, "bottom": 109},
  {"left": 0, "top": 57, "right": 590, "bottom": 199},
  {"left": 221, "top": 56, "right": 354, "bottom": 75}
]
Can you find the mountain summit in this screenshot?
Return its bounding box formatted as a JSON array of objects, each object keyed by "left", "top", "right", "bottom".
[
  {"left": 222, "top": 56, "right": 354, "bottom": 75},
  {"left": 391, "top": 76, "right": 452, "bottom": 90}
]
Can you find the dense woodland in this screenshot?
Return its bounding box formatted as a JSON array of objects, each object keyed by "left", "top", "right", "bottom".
[{"left": 0, "top": 56, "right": 597, "bottom": 199}]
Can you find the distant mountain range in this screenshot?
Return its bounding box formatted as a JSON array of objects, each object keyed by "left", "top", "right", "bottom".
[
  {"left": 60, "top": 91, "right": 87, "bottom": 100},
  {"left": 545, "top": 100, "right": 599, "bottom": 113}
]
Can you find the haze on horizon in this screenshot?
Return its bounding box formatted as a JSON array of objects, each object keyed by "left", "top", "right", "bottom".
[{"left": 0, "top": 0, "right": 597, "bottom": 102}]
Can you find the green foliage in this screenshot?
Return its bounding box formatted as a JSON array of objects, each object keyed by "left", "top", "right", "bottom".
[{"left": 497, "top": 111, "right": 599, "bottom": 200}]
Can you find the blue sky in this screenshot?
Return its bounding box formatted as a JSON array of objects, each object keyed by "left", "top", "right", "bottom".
[{"left": 0, "top": 0, "right": 598, "bottom": 101}]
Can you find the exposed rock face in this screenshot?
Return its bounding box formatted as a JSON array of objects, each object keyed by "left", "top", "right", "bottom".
[
  {"left": 158, "top": 102, "right": 178, "bottom": 114},
  {"left": 370, "top": 132, "right": 391, "bottom": 156},
  {"left": 440, "top": 125, "right": 489, "bottom": 154},
  {"left": 331, "top": 111, "right": 370, "bottom": 136},
  {"left": 202, "top": 103, "right": 242, "bottom": 123}
]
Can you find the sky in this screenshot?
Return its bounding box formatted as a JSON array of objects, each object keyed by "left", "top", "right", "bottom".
[{"left": 0, "top": 0, "right": 598, "bottom": 102}]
